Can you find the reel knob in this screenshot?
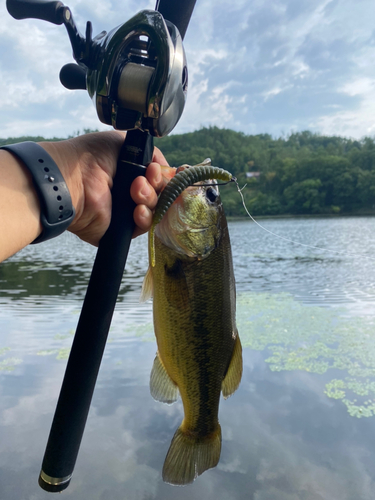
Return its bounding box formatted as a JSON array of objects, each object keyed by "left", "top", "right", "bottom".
[
  {"left": 7, "top": 0, "right": 64, "bottom": 24},
  {"left": 60, "top": 63, "right": 87, "bottom": 90}
]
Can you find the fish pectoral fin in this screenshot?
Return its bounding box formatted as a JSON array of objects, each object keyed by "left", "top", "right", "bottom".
[
  {"left": 222, "top": 333, "right": 243, "bottom": 399},
  {"left": 140, "top": 266, "right": 153, "bottom": 302},
  {"left": 150, "top": 352, "right": 179, "bottom": 404},
  {"left": 162, "top": 424, "right": 221, "bottom": 486}
]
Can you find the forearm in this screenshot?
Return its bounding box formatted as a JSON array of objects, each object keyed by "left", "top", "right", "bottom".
[
  {"left": 0, "top": 135, "right": 115, "bottom": 262},
  {"left": 0, "top": 132, "right": 165, "bottom": 263},
  {"left": 0, "top": 150, "right": 42, "bottom": 261}
]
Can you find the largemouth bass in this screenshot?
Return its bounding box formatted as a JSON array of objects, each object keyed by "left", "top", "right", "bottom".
[{"left": 141, "top": 162, "right": 242, "bottom": 485}]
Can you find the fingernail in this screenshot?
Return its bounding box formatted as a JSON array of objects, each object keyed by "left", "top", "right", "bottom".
[
  {"left": 140, "top": 206, "right": 149, "bottom": 220},
  {"left": 139, "top": 206, "right": 150, "bottom": 225}
]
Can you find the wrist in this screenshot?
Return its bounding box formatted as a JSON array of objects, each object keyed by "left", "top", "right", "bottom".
[
  {"left": 0, "top": 149, "right": 42, "bottom": 260},
  {"left": 1, "top": 142, "right": 75, "bottom": 244},
  {"left": 38, "top": 140, "right": 83, "bottom": 222}
]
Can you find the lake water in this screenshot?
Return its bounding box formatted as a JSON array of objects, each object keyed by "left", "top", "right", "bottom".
[{"left": 1, "top": 216, "right": 375, "bottom": 500}]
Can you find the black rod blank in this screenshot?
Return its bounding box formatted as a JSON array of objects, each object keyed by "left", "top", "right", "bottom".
[
  {"left": 156, "top": 0, "right": 197, "bottom": 39},
  {"left": 38, "top": 130, "right": 152, "bottom": 492}
]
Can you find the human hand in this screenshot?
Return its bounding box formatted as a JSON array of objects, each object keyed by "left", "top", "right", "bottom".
[{"left": 41, "top": 131, "right": 167, "bottom": 246}]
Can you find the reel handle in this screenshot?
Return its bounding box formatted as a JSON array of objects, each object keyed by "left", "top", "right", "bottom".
[{"left": 6, "top": 0, "right": 65, "bottom": 24}]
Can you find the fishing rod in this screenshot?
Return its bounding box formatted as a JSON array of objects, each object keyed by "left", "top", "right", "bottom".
[{"left": 6, "top": 0, "right": 196, "bottom": 492}]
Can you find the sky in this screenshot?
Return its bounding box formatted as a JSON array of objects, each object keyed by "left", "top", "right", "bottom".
[{"left": 1, "top": 0, "right": 375, "bottom": 139}]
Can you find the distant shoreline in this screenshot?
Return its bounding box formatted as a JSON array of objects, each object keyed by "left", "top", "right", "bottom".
[{"left": 227, "top": 211, "right": 375, "bottom": 222}]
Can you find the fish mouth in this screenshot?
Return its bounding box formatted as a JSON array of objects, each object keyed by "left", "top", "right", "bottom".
[
  {"left": 155, "top": 222, "right": 219, "bottom": 259},
  {"left": 185, "top": 226, "right": 213, "bottom": 233},
  {"left": 175, "top": 224, "right": 219, "bottom": 258}
]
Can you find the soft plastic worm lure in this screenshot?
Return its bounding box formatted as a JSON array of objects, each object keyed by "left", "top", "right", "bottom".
[{"left": 150, "top": 164, "right": 234, "bottom": 267}]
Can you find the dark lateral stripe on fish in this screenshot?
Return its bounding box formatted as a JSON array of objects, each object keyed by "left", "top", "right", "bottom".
[
  {"left": 185, "top": 260, "right": 223, "bottom": 435},
  {"left": 164, "top": 259, "right": 184, "bottom": 278}
]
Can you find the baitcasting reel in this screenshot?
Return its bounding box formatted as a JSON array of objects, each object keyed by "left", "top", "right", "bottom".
[{"left": 7, "top": 0, "right": 188, "bottom": 137}]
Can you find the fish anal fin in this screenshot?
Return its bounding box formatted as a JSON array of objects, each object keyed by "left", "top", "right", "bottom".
[
  {"left": 150, "top": 352, "right": 179, "bottom": 405},
  {"left": 222, "top": 333, "right": 243, "bottom": 399},
  {"left": 162, "top": 424, "right": 222, "bottom": 486},
  {"left": 140, "top": 266, "right": 153, "bottom": 302}
]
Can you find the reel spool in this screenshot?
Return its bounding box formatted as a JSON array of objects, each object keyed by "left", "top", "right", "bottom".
[{"left": 117, "top": 63, "right": 155, "bottom": 115}]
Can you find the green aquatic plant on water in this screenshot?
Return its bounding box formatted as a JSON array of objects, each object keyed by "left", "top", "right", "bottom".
[
  {"left": 124, "top": 322, "right": 155, "bottom": 341},
  {"left": 236, "top": 292, "right": 375, "bottom": 418},
  {"left": 122, "top": 292, "right": 375, "bottom": 418},
  {"left": 0, "top": 347, "right": 22, "bottom": 372},
  {"left": 37, "top": 348, "right": 70, "bottom": 360},
  {"left": 9, "top": 290, "right": 375, "bottom": 418},
  {"left": 36, "top": 330, "right": 75, "bottom": 359}
]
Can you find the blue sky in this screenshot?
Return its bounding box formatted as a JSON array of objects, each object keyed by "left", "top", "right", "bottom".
[{"left": 1, "top": 0, "right": 375, "bottom": 139}]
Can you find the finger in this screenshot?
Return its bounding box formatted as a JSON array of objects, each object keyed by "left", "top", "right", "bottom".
[
  {"left": 145, "top": 162, "right": 164, "bottom": 193},
  {"left": 130, "top": 176, "right": 158, "bottom": 209},
  {"left": 152, "top": 146, "right": 169, "bottom": 166},
  {"left": 132, "top": 204, "right": 152, "bottom": 238},
  {"left": 132, "top": 226, "right": 145, "bottom": 239}
]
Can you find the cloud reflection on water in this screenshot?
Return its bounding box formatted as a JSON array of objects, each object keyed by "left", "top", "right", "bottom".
[{"left": 1, "top": 221, "right": 375, "bottom": 498}]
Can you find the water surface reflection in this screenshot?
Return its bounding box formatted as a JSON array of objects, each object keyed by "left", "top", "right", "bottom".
[{"left": 1, "top": 218, "right": 375, "bottom": 499}]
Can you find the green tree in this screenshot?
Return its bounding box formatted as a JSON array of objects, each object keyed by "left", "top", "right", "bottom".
[
  {"left": 283, "top": 179, "right": 325, "bottom": 214},
  {"left": 3, "top": 126, "right": 375, "bottom": 216}
]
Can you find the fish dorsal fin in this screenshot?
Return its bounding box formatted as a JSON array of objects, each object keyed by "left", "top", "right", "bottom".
[
  {"left": 140, "top": 266, "right": 153, "bottom": 302},
  {"left": 194, "top": 158, "right": 211, "bottom": 167},
  {"left": 150, "top": 352, "right": 179, "bottom": 404},
  {"left": 222, "top": 333, "right": 243, "bottom": 399}
]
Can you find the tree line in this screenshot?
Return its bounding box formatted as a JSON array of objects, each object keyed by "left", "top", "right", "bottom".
[
  {"left": 2, "top": 127, "right": 375, "bottom": 217},
  {"left": 157, "top": 127, "right": 375, "bottom": 217}
]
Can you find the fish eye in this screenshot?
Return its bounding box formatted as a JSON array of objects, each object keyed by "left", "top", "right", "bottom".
[{"left": 205, "top": 186, "right": 219, "bottom": 203}]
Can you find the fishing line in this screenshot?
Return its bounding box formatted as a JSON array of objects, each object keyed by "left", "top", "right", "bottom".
[
  {"left": 164, "top": 165, "right": 372, "bottom": 260},
  {"left": 233, "top": 180, "right": 375, "bottom": 261}
]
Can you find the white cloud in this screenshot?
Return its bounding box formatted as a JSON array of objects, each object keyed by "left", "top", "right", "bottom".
[
  {"left": 1, "top": 0, "right": 375, "bottom": 138},
  {"left": 262, "top": 85, "right": 291, "bottom": 101},
  {"left": 341, "top": 77, "right": 375, "bottom": 97}
]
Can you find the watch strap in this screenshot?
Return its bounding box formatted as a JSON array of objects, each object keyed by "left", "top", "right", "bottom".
[{"left": 1, "top": 141, "right": 75, "bottom": 243}]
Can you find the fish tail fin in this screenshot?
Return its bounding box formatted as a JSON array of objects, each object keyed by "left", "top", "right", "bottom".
[{"left": 162, "top": 424, "right": 222, "bottom": 486}]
